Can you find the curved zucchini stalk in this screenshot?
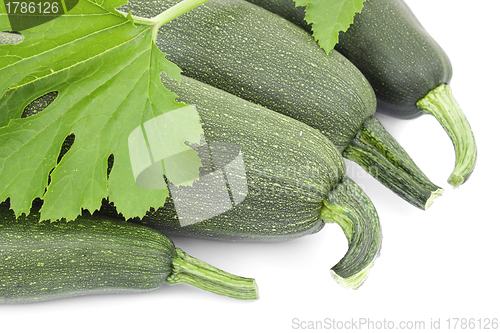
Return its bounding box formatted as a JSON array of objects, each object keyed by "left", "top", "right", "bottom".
[
  {"left": 167, "top": 248, "right": 259, "bottom": 300},
  {"left": 344, "top": 116, "right": 443, "bottom": 210},
  {"left": 320, "top": 177, "right": 382, "bottom": 289},
  {"left": 417, "top": 84, "right": 477, "bottom": 187}
]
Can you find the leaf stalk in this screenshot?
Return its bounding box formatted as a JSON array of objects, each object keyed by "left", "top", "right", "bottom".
[
  {"left": 122, "top": 0, "right": 211, "bottom": 42},
  {"left": 151, "top": 0, "right": 211, "bottom": 41}
]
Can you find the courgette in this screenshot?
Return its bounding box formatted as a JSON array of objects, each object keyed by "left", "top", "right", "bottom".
[
  {"left": 0, "top": 203, "right": 258, "bottom": 303},
  {"left": 245, "top": 0, "right": 477, "bottom": 187},
  {"left": 119, "top": 0, "right": 442, "bottom": 210},
  {"left": 102, "top": 73, "right": 383, "bottom": 289},
  {"left": 1, "top": 31, "right": 382, "bottom": 289}
]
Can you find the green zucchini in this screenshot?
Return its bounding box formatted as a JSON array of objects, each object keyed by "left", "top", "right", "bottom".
[
  {"left": 119, "top": 0, "right": 442, "bottom": 210},
  {"left": 0, "top": 202, "right": 258, "bottom": 303},
  {"left": 245, "top": 0, "right": 477, "bottom": 187},
  {"left": 20, "top": 72, "right": 381, "bottom": 289},
  {"left": 102, "top": 73, "right": 383, "bottom": 289},
  {"left": 1, "top": 31, "right": 382, "bottom": 289}
]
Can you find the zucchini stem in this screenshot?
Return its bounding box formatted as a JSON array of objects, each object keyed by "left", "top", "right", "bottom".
[
  {"left": 321, "top": 177, "right": 382, "bottom": 289},
  {"left": 417, "top": 84, "right": 477, "bottom": 187},
  {"left": 344, "top": 116, "right": 442, "bottom": 210},
  {"left": 167, "top": 248, "right": 259, "bottom": 300}
]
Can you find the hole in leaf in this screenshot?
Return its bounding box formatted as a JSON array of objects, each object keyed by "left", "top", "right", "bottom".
[
  {"left": 107, "top": 154, "right": 114, "bottom": 178},
  {"left": 0, "top": 31, "right": 24, "bottom": 45},
  {"left": 22, "top": 91, "right": 59, "bottom": 118},
  {"left": 46, "top": 133, "right": 75, "bottom": 188},
  {"left": 57, "top": 134, "right": 75, "bottom": 163}
]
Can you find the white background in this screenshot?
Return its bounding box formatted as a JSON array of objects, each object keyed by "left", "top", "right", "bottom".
[{"left": 2, "top": 1, "right": 499, "bottom": 332}]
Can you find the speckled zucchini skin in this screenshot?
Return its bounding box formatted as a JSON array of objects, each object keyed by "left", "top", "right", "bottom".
[
  {"left": 119, "top": 0, "right": 376, "bottom": 152},
  {"left": 335, "top": 0, "right": 452, "bottom": 119},
  {"left": 1, "top": 27, "right": 347, "bottom": 242},
  {"left": 245, "top": 0, "right": 452, "bottom": 119},
  {"left": 0, "top": 30, "right": 346, "bottom": 242},
  {"left": 102, "top": 74, "right": 345, "bottom": 241},
  {"left": 0, "top": 205, "right": 175, "bottom": 303}
]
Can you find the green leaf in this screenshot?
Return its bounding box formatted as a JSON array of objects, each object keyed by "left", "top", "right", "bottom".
[
  {"left": 0, "top": 0, "right": 205, "bottom": 222},
  {"left": 294, "top": 0, "right": 366, "bottom": 54}
]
